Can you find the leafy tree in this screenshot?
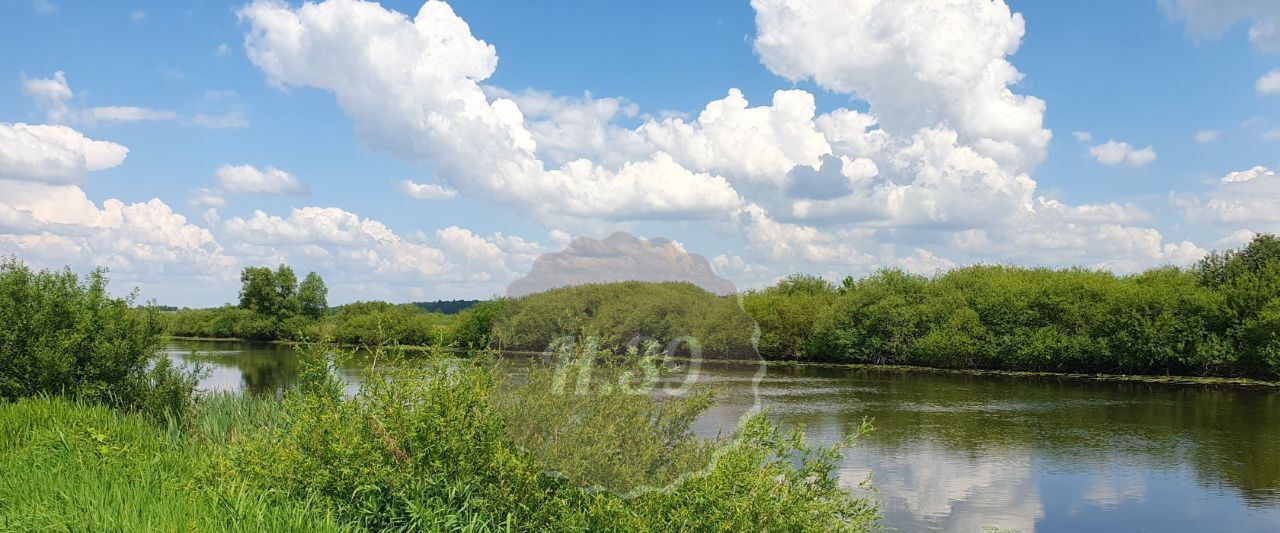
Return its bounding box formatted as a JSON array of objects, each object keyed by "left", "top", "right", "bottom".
[
  {"left": 238, "top": 266, "right": 280, "bottom": 316},
  {"left": 298, "top": 272, "right": 328, "bottom": 319},
  {"left": 274, "top": 265, "right": 301, "bottom": 317},
  {"left": 238, "top": 264, "right": 301, "bottom": 319}
]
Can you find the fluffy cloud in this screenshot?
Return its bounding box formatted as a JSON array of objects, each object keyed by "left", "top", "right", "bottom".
[
  {"left": 1073, "top": 131, "right": 1093, "bottom": 143},
  {"left": 21, "top": 71, "right": 73, "bottom": 123},
  {"left": 0, "top": 180, "right": 237, "bottom": 278},
  {"left": 221, "top": 206, "right": 545, "bottom": 299},
  {"left": 1160, "top": 0, "right": 1280, "bottom": 53},
  {"left": 638, "top": 89, "right": 831, "bottom": 186},
  {"left": 215, "top": 164, "right": 308, "bottom": 196},
  {"left": 1089, "top": 140, "right": 1157, "bottom": 167},
  {"left": 187, "top": 187, "right": 227, "bottom": 209},
  {"left": 1221, "top": 165, "right": 1275, "bottom": 183},
  {"left": 400, "top": 179, "right": 458, "bottom": 200},
  {"left": 1174, "top": 166, "right": 1280, "bottom": 230},
  {"left": 238, "top": 0, "right": 743, "bottom": 221},
  {"left": 0, "top": 122, "right": 128, "bottom": 184},
  {"left": 1258, "top": 70, "right": 1280, "bottom": 95},
  {"left": 752, "top": 0, "right": 1051, "bottom": 172},
  {"left": 229, "top": 0, "right": 1207, "bottom": 293}
]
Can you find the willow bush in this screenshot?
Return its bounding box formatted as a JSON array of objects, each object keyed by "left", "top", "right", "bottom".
[{"left": 0, "top": 258, "right": 198, "bottom": 418}]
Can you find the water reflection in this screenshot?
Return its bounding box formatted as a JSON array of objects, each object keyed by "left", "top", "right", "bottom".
[{"left": 170, "top": 340, "right": 1280, "bottom": 532}]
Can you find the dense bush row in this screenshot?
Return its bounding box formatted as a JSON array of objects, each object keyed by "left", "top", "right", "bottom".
[
  {"left": 482, "top": 235, "right": 1280, "bottom": 379},
  {"left": 166, "top": 300, "right": 493, "bottom": 347},
  {"left": 491, "top": 281, "right": 757, "bottom": 358},
  {"left": 743, "top": 234, "right": 1280, "bottom": 378}
]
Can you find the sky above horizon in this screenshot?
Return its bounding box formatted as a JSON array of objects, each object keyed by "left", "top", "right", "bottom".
[{"left": 2, "top": 0, "right": 1280, "bottom": 307}]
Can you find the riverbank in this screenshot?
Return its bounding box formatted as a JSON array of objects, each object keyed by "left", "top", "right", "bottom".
[
  {"left": 163, "top": 336, "right": 1280, "bottom": 531},
  {"left": 169, "top": 335, "right": 1280, "bottom": 389}
]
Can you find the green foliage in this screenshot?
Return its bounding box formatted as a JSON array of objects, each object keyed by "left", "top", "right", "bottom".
[
  {"left": 209, "top": 342, "right": 879, "bottom": 531},
  {"left": 744, "top": 274, "right": 839, "bottom": 359},
  {"left": 730, "top": 236, "right": 1280, "bottom": 379},
  {"left": 239, "top": 266, "right": 282, "bottom": 316},
  {"left": 238, "top": 264, "right": 311, "bottom": 320},
  {"left": 494, "top": 281, "right": 757, "bottom": 358},
  {"left": 0, "top": 396, "right": 348, "bottom": 532},
  {"left": 412, "top": 299, "right": 481, "bottom": 314},
  {"left": 491, "top": 340, "right": 721, "bottom": 494},
  {"left": 298, "top": 272, "right": 329, "bottom": 319},
  {"left": 0, "top": 257, "right": 198, "bottom": 418},
  {"left": 323, "top": 301, "right": 454, "bottom": 347},
  {"left": 449, "top": 299, "right": 508, "bottom": 349}
]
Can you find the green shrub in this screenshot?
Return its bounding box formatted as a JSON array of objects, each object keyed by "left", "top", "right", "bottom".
[
  {"left": 210, "top": 342, "right": 879, "bottom": 531},
  {"left": 494, "top": 281, "right": 757, "bottom": 358},
  {"left": 449, "top": 299, "right": 508, "bottom": 349},
  {"left": 0, "top": 258, "right": 198, "bottom": 418}
]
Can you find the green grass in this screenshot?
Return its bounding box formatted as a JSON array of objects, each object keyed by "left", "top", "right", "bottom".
[{"left": 0, "top": 396, "right": 349, "bottom": 533}]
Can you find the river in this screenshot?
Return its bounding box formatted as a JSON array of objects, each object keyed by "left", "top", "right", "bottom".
[{"left": 166, "top": 339, "right": 1280, "bottom": 532}]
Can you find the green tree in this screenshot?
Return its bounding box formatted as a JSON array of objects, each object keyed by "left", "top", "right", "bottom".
[
  {"left": 238, "top": 264, "right": 300, "bottom": 319},
  {"left": 274, "top": 264, "right": 300, "bottom": 317},
  {"left": 238, "top": 266, "right": 279, "bottom": 315},
  {"left": 298, "top": 272, "right": 328, "bottom": 319}
]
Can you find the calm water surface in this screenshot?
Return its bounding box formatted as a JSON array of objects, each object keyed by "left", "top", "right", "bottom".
[{"left": 167, "top": 340, "right": 1280, "bottom": 532}]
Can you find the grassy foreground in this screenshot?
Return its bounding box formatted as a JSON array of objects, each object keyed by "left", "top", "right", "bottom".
[
  {"left": 0, "top": 396, "right": 346, "bottom": 532},
  {"left": 0, "top": 349, "right": 879, "bottom": 532}
]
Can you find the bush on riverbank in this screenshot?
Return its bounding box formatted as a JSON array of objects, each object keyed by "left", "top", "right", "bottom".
[
  {"left": 209, "top": 343, "right": 878, "bottom": 531},
  {"left": 491, "top": 281, "right": 758, "bottom": 358},
  {"left": 737, "top": 234, "right": 1280, "bottom": 379},
  {"left": 0, "top": 258, "right": 198, "bottom": 418},
  {"left": 166, "top": 300, "right": 458, "bottom": 346}
]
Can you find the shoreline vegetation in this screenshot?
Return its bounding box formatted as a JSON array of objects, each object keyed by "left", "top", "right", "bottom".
[
  {"left": 166, "top": 335, "right": 1280, "bottom": 389},
  {"left": 167, "top": 233, "right": 1280, "bottom": 381},
  {"left": 3, "top": 233, "right": 1279, "bottom": 529},
  {"left": 0, "top": 256, "right": 879, "bottom": 531}
]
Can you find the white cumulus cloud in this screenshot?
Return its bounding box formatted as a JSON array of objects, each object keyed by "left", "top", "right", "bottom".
[
  {"left": 215, "top": 164, "right": 308, "bottom": 196},
  {"left": 1089, "top": 140, "right": 1157, "bottom": 167},
  {"left": 752, "top": 0, "right": 1051, "bottom": 172},
  {"left": 238, "top": 0, "right": 742, "bottom": 221},
  {"left": 0, "top": 122, "right": 128, "bottom": 184}
]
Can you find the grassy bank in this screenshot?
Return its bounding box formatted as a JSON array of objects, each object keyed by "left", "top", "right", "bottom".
[{"left": 0, "top": 396, "right": 346, "bottom": 532}]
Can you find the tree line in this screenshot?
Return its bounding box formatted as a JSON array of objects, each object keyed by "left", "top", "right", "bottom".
[
  {"left": 484, "top": 234, "right": 1280, "bottom": 380},
  {"left": 167, "top": 264, "right": 493, "bottom": 347}
]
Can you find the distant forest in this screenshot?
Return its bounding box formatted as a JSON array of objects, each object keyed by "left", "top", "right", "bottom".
[{"left": 410, "top": 300, "right": 480, "bottom": 314}]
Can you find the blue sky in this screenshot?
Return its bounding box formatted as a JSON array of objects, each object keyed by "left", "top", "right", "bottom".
[{"left": 2, "top": 0, "right": 1279, "bottom": 306}]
